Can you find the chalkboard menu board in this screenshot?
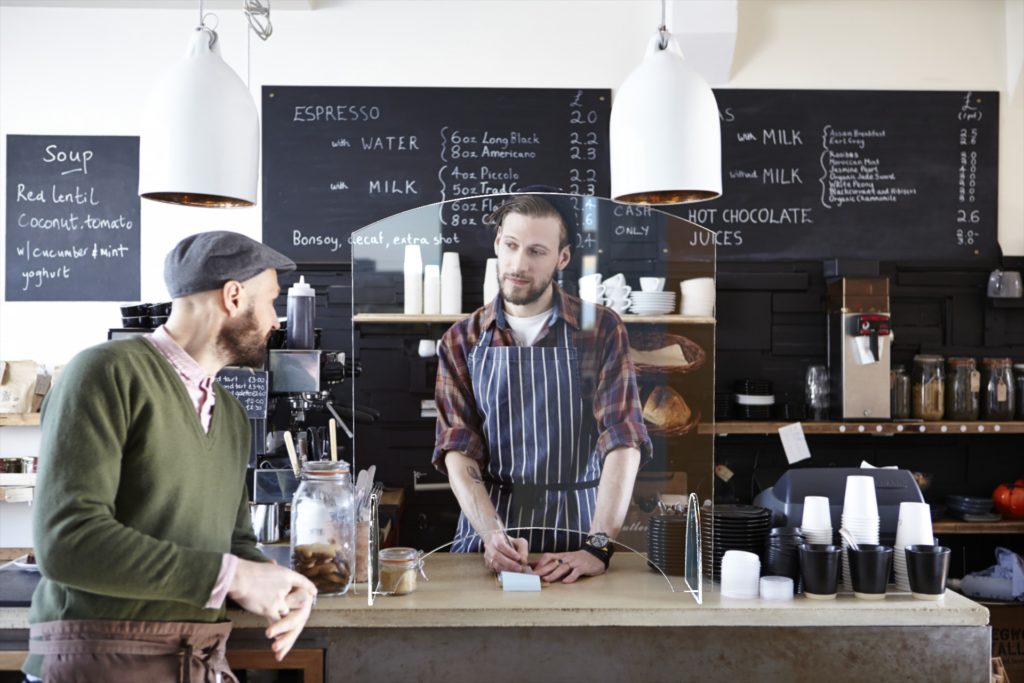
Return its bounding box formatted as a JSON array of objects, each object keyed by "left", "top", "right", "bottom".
[
  {"left": 666, "top": 90, "right": 1000, "bottom": 262},
  {"left": 215, "top": 368, "right": 268, "bottom": 419},
  {"left": 5, "top": 135, "right": 140, "bottom": 300},
  {"left": 262, "top": 86, "right": 610, "bottom": 263}
]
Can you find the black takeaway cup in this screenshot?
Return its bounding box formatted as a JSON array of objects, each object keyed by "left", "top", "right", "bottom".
[
  {"left": 848, "top": 544, "right": 893, "bottom": 600},
  {"left": 798, "top": 543, "right": 841, "bottom": 600},
  {"left": 905, "top": 545, "right": 951, "bottom": 600}
]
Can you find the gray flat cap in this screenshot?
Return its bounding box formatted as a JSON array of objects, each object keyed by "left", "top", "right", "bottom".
[{"left": 164, "top": 231, "right": 296, "bottom": 298}]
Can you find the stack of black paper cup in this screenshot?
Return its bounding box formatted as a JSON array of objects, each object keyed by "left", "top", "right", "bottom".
[{"left": 764, "top": 526, "right": 806, "bottom": 593}]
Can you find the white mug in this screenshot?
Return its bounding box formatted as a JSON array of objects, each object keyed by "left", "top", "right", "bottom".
[
  {"left": 605, "top": 298, "right": 631, "bottom": 313},
  {"left": 604, "top": 285, "right": 632, "bottom": 300},
  {"left": 579, "top": 281, "right": 605, "bottom": 303},
  {"left": 639, "top": 277, "right": 665, "bottom": 292},
  {"left": 417, "top": 339, "right": 436, "bottom": 357},
  {"left": 604, "top": 273, "right": 627, "bottom": 288},
  {"left": 578, "top": 273, "right": 603, "bottom": 288}
]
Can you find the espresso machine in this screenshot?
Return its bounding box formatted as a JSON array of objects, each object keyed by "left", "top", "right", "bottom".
[{"left": 826, "top": 278, "right": 892, "bottom": 420}]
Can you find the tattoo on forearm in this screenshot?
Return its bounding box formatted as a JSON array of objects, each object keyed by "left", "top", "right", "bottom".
[{"left": 467, "top": 466, "right": 485, "bottom": 487}]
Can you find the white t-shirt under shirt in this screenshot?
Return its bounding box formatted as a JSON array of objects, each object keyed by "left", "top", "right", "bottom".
[{"left": 504, "top": 307, "right": 553, "bottom": 347}]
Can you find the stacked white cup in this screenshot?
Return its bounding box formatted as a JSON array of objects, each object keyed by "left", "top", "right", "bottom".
[
  {"left": 721, "top": 550, "right": 761, "bottom": 599},
  {"left": 893, "top": 502, "right": 935, "bottom": 591},
  {"left": 602, "top": 273, "right": 632, "bottom": 314},
  {"left": 680, "top": 277, "right": 716, "bottom": 316},
  {"left": 840, "top": 476, "right": 881, "bottom": 591},
  {"left": 800, "top": 496, "right": 834, "bottom": 545},
  {"left": 578, "top": 273, "right": 605, "bottom": 304}
]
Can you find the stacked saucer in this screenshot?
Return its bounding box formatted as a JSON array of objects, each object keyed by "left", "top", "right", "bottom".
[
  {"left": 840, "top": 476, "right": 880, "bottom": 591},
  {"left": 629, "top": 291, "right": 676, "bottom": 316},
  {"left": 701, "top": 504, "right": 773, "bottom": 582},
  {"left": 647, "top": 514, "right": 687, "bottom": 576}
]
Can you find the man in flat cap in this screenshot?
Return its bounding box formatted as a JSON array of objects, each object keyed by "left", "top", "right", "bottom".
[{"left": 25, "top": 231, "right": 316, "bottom": 683}]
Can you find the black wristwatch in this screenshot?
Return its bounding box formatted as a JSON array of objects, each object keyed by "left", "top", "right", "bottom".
[{"left": 581, "top": 532, "right": 614, "bottom": 569}]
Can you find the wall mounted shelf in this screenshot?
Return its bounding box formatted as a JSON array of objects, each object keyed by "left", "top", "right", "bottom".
[
  {"left": 699, "top": 421, "right": 1024, "bottom": 436},
  {"left": 353, "top": 313, "right": 715, "bottom": 325},
  {"left": 0, "top": 414, "right": 40, "bottom": 427}
]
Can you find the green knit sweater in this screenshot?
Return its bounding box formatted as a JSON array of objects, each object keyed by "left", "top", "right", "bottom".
[{"left": 28, "top": 337, "right": 265, "bottom": 631}]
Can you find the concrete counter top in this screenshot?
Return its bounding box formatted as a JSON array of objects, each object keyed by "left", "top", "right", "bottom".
[{"left": 1, "top": 553, "right": 986, "bottom": 630}]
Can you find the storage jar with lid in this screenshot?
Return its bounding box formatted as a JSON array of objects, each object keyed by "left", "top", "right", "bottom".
[
  {"left": 945, "top": 357, "right": 979, "bottom": 421},
  {"left": 378, "top": 547, "right": 428, "bottom": 596},
  {"left": 911, "top": 355, "right": 945, "bottom": 421},
  {"left": 1015, "top": 364, "right": 1024, "bottom": 420},
  {"left": 891, "top": 365, "right": 911, "bottom": 419},
  {"left": 291, "top": 461, "right": 355, "bottom": 596},
  {"left": 980, "top": 358, "right": 1015, "bottom": 421}
]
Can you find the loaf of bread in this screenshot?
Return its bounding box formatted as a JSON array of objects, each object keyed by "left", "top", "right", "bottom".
[{"left": 643, "top": 386, "right": 691, "bottom": 428}]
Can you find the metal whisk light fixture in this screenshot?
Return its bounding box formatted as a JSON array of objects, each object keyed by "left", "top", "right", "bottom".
[{"left": 138, "top": 0, "right": 272, "bottom": 208}]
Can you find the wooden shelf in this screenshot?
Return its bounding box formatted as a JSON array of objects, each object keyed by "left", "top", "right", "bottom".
[
  {"left": 353, "top": 313, "right": 715, "bottom": 325},
  {"left": 0, "top": 413, "right": 40, "bottom": 427},
  {"left": 932, "top": 518, "right": 1024, "bottom": 534},
  {"left": 700, "top": 420, "right": 1024, "bottom": 435},
  {"left": 0, "top": 487, "right": 33, "bottom": 503}
]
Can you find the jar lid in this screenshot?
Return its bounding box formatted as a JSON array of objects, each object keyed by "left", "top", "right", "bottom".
[
  {"left": 981, "top": 357, "right": 1012, "bottom": 366},
  {"left": 380, "top": 547, "right": 420, "bottom": 564},
  {"left": 301, "top": 461, "right": 350, "bottom": 478},
  {"left": 912, "top": 354, "right": 944, "bottom": 363},
  {"left": 947, "top": 357, "right": 976, "bottom": 366}
]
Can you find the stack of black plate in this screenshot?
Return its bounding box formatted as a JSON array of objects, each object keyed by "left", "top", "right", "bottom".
[
  {"left": 647, "top": 514, "right": 687, "bottom": 576},
  {"left": 700, "top": 504, "right": 773, "bottom": 581},
  {"left": 945, "top": 494, "right": 998, "bottom": 521},
  {"left": 764, "top": 526, "right": 806, "bottom": 592}
]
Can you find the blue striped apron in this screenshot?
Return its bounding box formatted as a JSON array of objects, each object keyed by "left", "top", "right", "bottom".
[{"left": 451, "top": 315, "right": 600, "bottom": 553}]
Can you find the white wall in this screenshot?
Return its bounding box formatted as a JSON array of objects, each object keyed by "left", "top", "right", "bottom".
[{"left": 1, "top": 0, "right": 1022, "bottom": 546}]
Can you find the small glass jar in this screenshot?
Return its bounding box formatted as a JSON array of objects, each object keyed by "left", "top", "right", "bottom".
[
  {"left": 378, "top": 547, "right": 427, "bottom": 596},
  {"left": 891, "top": 365, "right": 911, "bottom": 419},
  {"left": 291, "top": 461, "right": 355, "bottom": 596},
  {"left": 1015, "top": 364, "right": 1024, "bottom": 420},
  {"left": 980, "top": 358, "right": 1015, "bottom": 421},
  {"left": 945, "top": 357, "right": 979, "bottom": 421},
  {"left": 911, "top": 355, "right": 945, "bottom": 421}
]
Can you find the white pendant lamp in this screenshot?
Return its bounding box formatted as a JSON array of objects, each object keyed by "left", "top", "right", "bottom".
[
  {"left": 139, "top": 22, "right": 259, "bottom": 207},
  {"left": 610, "top": 11, "right": 722, "bottom": 205}
]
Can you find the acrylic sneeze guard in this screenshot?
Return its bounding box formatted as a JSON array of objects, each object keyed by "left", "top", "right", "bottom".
[{"left": 351, "top": 193, "right": 716, "bottom": 604}]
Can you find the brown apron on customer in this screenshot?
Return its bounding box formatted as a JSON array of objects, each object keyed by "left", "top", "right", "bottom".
[{"left": 29, "top": 619, "right": 237, "bottom": 683}]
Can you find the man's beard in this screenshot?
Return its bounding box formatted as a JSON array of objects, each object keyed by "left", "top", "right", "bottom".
[
  {"left": 218, "top": 306, "right": 269, "bottom": 368},
  {"left": 498, "top": 265, "right": 557, "bottom": 307}
]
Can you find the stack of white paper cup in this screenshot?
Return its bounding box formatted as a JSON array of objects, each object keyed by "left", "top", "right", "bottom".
[
  {"left": 840, "top": 476, "right": 881, "bottom": 591},
  {"left": 800, "top": 496, "right": 834, "bottom": 544},
  {"left": 721, "top": 550, "right": 761, "bottom": 599},
  {"left": 403, "top": 245, "right": 423, "bottom": 315},
  {"left": 440, "top": 252, "right": 462, "bottom": 315},
  {"left": 760, "top": 576, "right": 794, "bottom": 601},
  {"left": 422, "top": 265, "right": 441, "bottom": 315},
  {"left": 482, "top": 258, "right": 499, "bottom": 305},
  {"left": 680, "top": 277, "right": 716, "bottom": 316},
  {"left": 894, "top": 502, "right": 935, "bottom": 591}
]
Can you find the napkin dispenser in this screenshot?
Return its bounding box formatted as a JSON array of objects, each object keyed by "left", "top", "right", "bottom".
[{"left": 753, "top": 467, "right": 924, "bottom": 538}]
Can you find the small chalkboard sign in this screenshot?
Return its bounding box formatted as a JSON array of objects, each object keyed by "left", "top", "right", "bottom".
[
  {"left": 215, "top": 368, "right": 269, "bottom": 419},
  {"left": 5, "top": 134, "right": 141, "bottom": 301},
  {"left": 262, "top": 86, "right": 611, "bottom": 263}
]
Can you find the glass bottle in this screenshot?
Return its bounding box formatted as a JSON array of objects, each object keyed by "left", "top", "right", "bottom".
[
  {"left": 944, "top": 357, "right": 979, "bottom": 421},
  {"left": 291, "top": 461, "right": 355, "bottom": 596},
  {"left": 911, "top": 355, "right": 945, "bottom": 421},
  {"left": 1015, "top": 364, "right": 1024, "bottom": 420},
  {"left": 891, "top": 365, "right": 911, "bottom": 419},
  {"left": 980, "top": 358, "right": 1015, "bottom": 421}
]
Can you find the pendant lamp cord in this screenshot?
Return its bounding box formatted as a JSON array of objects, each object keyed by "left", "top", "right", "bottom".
[{"left": 658, "top": 0, "right": 669, "bottom": 50}]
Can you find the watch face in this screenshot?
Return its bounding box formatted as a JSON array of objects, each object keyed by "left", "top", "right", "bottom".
[{"left": 588, "top": 533, "right": 609, "bottom": 550}]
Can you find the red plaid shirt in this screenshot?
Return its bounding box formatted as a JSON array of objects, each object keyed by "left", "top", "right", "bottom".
[{"left": 433, "top": 283, "right": 652, "bottom": 473}]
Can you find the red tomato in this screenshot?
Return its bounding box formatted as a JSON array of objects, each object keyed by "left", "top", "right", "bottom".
[{"left": 992, "top": 480, "right": 1024, "bottom": 519}]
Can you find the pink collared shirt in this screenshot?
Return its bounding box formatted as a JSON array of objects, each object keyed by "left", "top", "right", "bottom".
[{"left": 145, "top": 326, "right": 238, "bottom": 609}]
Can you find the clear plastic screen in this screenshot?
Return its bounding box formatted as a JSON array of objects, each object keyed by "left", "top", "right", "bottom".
[{"left": 351, "top": 193, "right": 715, "bottom": 604}]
